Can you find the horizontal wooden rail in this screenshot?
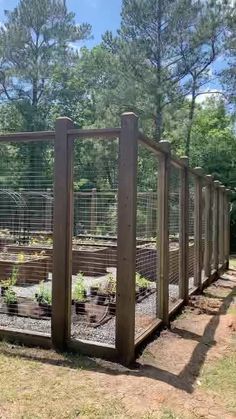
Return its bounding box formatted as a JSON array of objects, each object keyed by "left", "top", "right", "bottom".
[
  {"left": 139, "top": 131, "right": 220, "bottom": 185},
  {"left": 67, "top": 127, "right": 121, "bottom": 140},
  {"left": 0, "top": 131, "right": 55, "bottom": 142}
]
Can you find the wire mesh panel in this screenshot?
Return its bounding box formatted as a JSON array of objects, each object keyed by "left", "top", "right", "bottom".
[
  {"left": 71, "top": 137, "right": 118, "bottom": 345},
  {"left": 188, "top": 174, "right": 195, "bottom": 292},
  {"left": 169, "top": 163, "right": 181, "bottom": 308},
  {"left": 135, "top": 145, "right": 158, "bottom": 339},
  {"left": 0, "top": 140, "right": 53, "bottom": 335}
]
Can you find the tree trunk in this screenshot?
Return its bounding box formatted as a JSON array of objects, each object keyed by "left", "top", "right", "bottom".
[
  {"left": 155, "top": 0, "right": 163, "bottom": 142},
  {"left": 185, "top": 81, "right": 196, "bottom": 157}
]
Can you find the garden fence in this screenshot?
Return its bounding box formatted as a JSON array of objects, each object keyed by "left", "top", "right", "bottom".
[{"left": 0, "top": 113, "right": 231, "bottom": 364}]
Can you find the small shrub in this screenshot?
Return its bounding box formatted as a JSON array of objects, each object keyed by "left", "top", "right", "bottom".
[
  {"left": 17, "top": 253, "right": 25, "bottom": 263},
  {"left": 73, "top": 273, "right": 86, "bottom": 302},
  {"left": 136, "top": 273, "right": 149, "bottom": 288},
  {"left": 105, "top": 274, "right": 116, "bottom": 295},
  {"left": 35, "top": 281, "right": 52, "bottom": 305},
  {"left": 4, "top": 287, "right": 17, "bottom": 305}
]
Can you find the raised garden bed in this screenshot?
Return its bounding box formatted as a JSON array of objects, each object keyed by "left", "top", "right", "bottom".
[
  {"left": 0, "top": 296, "right": 51, "bottom": 319},
  {"left": 7, "top": 244, "right": 108, "bottom": 277},
  {"left": 0, "top": 253, "right": 49, "bottom": 285}
]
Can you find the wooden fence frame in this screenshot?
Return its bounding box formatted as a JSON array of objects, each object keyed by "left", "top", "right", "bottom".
[{"left": 0, "top": 113, "right": 232, "bottom": 364}]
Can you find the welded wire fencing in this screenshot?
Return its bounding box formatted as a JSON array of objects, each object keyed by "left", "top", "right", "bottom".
[{"left": 0, "top": 113, "right": 231, "bottom": 364}]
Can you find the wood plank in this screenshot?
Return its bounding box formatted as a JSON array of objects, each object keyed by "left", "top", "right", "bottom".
[
  {"left": 0, "top": 131, "right": 55, "bottom": 142},
  {"left": 52, "top": 117, "right": 74, "bottom": 351},
  {"left": 204, "top": 175, "right": 213, "bottom": 278},
  {"left": 179, "top": 157, "right": 189, "bottom": 302},
  {"left": 67, "top": 127, "right": 121, "bottom": 140},
  {"left": 157, "top": 141, "right": 171, "bottom": 324},
  {"left": 224, "top": 190, "right": 231, "bottom": 267},
  {"left": 219, "top": 186, "right": 225, "bottom": 265},
  {"left": 194, "top": 168, "right": 204, "bottom": 288},
  {"left": 116, "top": 112, "right": 138, "bottom": 365},
  {"left": 67, "top": 339, "right": 117, "bottom": 361},
  {"left": 213, "top": 181, "right": 220, "bottom": 270},
  {"left": 0, "top": 328, "right": 51, "bottom": 349}
]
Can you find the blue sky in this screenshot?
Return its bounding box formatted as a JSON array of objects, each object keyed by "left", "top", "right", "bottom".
[{"left": 0, "top": 0, "right": 122, "bottom": 47}]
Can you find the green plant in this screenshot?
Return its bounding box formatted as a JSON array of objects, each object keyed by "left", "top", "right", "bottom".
[
  {"left": 17, "top": 253, "right": 25, "bottom": 263},
  {"left": 3, "top": 287, "right": 17, "bottom": 305},
  {"left": 136, "top": 273, "right": 149, "bottom": 288},
  {"left": 73, "top": 273, "right": 86, "bottom": 302},
  {"left": 105, "top": 274, "right": 116, "bottom": 295},
  {"left": 0, "top": 267, "right": 18, "bottom": 290},
  {"left": 10, "top": 267, "right": 18, "bottom": 286},
  {"left": 35, "top": 281, "right": 52, "bottom": 305}
]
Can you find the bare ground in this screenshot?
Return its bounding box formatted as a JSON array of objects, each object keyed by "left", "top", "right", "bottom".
[{"left": 0, "top": 266, "right": 236, "bottom": 418}]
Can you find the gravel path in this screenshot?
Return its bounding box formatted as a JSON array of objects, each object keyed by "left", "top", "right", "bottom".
[{"left": 0, "top": 276, "right": 197, "bottom": 346}]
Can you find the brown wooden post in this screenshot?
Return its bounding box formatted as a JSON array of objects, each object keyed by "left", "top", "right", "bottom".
[
  {"left": 213, "top": 181, "right": 220, "bottom": 271},
  {"left": 90, "top": 188, "right": 97, "bottom": 235},
  {"left": 145, "top": 190, "right": 153, "bottom": 238},
  {"left": 219, "top": 185, "right": 225, "bottom": 266},
  {"left": 193, "top": 167, "right": 204, "bottom": 288},
  {"left": 52, "top": 117, "right": 74, "bottom": 351},
  {"left": 116, "top": 112, "right": 138, "bottom": 365},
  {"left": 204, "top": 175, "right": 213, "bottom": 278},
  {"left": 179, "top": 156, "right": 189, "bottom": 302},
  {"left": 157, "top": 141, "right": 171, "bottom": 324},
  {"left": 224, "top": 189, "right": 231, "bottom": 268}
]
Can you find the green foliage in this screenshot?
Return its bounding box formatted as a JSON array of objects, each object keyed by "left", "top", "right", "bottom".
[
  {"left": 105, "top": 274, "right": 116, "bottom": 295},
  {"left": 3, "top": 287, "right": 17, "bottom": 305},
  {"left": 35, "top": 281, "right": 52, "bottom": 305},
  {"left": 136, "top": 273, "right": 149, "bottom": 288},
  {"left": 73, "top": 273, "right": 86, "bottom": 302},
  {"left": 0, "top": 267, "right": 18, "bottom": 289}
]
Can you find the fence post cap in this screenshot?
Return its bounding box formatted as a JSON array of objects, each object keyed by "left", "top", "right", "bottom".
[
  {"left": 121, "top": 112, "right": 138, "bottom": 119},
  {"left": 220, "top": 185, "right": 226, "bottom": 191},
  {"left": 159, "top": 140, "right": 171, "bottom": 154},
  {"left": 194, "top": 166, "right": 204, "bottom": 175},
  {"left": 214, "top": 180, "right": 221, "bottom": 187},
  {"left": 180, "top": 156, "right": 189, "bottom": 166},
  {"left": 206, "top": 174, "right": 213, "bottom": 183}
]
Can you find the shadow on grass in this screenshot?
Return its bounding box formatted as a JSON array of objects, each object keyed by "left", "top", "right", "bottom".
[{"left": 1, "top": 273, "right": 236, "bottom": 395}]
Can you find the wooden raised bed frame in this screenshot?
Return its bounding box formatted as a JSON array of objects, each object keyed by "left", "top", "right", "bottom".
[{"left": 0, "top": 254, "right": 49, "bottom": 285}]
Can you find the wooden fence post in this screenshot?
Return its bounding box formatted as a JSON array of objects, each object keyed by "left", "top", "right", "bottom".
[
  {"left": 224, "top": 189, "right": 231, "bottom": 268},
  {"left": 219, "top": 186, "right": 225, "bottom": 266},
  {"left": 90, "top": 188, "right": 97, "bottom": 234},
  {"left": 145, "top": 190, "right": 153, "bottom": 238},
  {"left": 213, "top": 181, "right": 220, "bottom": 271},
  {"left": 52, "top": 117, "right": 74, "bottom": 350},
  {"left": 193, "top": 168, "right": 204, "bottom": 288},
  {"left": 204, "top": 175, "right": 213, "bottom": 278},
  {"left": 179, "top": 156, "right": 189, "bottom": 303},
  {"left": 157, "top": 141, "right": 171, "bottom": 324},
  {"left": 116, "top": 112, "right": 138, "bottom": 365}
]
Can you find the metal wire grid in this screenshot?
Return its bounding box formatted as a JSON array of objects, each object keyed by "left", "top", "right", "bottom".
[
  {"left": 135, "top": 145, "right": 158, "bottom": 339},
  {"left": 0, "top": 141, "right": 53, "bottom": 335},
  {"left": 169, "top": 163, "right": 181, "bottom": 307},
  {"left": 188, "top": 174, "right": 195, "bottom": 292},
  {"left": 71, "top": 138, "right": 119, "bottom": 345}
]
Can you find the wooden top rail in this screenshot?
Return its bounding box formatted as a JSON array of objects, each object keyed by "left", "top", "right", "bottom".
[
  {"left": 67, "top": 127, "right": 121, "bottom": 140},
  {"left": 138, "top": 130, "right": 231, "bottom": 191},
  {"left": 0, "top": 131, "right": 55, "bottom": 142}
]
